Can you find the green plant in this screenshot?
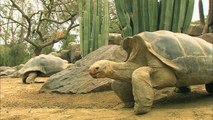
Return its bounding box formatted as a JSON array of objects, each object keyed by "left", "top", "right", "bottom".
[
  {"left": 114, "top": 0, "right": 195, "bottom": 37},
  {"left": 79, "top": 0, "right": 109, "bottom": 56},
  {"left": 0, "top": 43, "right": 30, "bottom": 66},
  {"left": 60, "top": 34, "right": 76, "bottom": 50}
]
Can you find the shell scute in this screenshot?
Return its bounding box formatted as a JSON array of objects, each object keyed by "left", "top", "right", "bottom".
[
  {"left": 196, "top": 38, "right": 212, "bottom": 55},
  {"left": 176, "top": 36, "right": 204, "bottom": 56},
  {"left": 151, "top": 35, "right": 184, "bottom": 60}
]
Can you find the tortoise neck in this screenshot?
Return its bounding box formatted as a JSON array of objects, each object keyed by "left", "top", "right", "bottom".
[{"left": 107, "top": 61, "right": 140, "bottom": 82}]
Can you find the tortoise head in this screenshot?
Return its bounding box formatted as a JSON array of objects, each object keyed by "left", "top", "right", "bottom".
[{"left": 89, "top": 60, "right": 112, "bottom": 78}]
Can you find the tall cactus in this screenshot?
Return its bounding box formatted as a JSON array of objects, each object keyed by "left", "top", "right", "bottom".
[
  {"left": 159, "top": 0, "right": 174, "bottom": 30},
  {"left": 79, "top": 0, "right": 84, "bottom": 55},
  {"left": 79, "top": 0, "right": 109, "bottom": 56},
  {"left": 148, "top": 0, "right": 158, "bottom": 31},
  {"left": 102, "top": 0, "right": 109, "bottom": 45},
  {"left": 132, "top": 0, "right": 139, "bottom": 34},
  {"left": 172, "top": 0, "right": 188, "bottom": 32},
  {"left": 182, "top": 0, "right": 195, "bottom": 33},
  {"left": 114, "top": 0, "right": 133, "bottom": 37},
  {"left": 115, "top": 0, "right": 195, "bottom": 37}
]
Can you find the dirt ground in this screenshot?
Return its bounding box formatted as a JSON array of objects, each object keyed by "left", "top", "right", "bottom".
[{"left": 0, "top": 77, "right": 212, "bottom": 120}]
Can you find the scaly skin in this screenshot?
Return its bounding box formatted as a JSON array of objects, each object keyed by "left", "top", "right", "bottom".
[{"left": 89, "top": 60, "right": 140, "bottom": 82}]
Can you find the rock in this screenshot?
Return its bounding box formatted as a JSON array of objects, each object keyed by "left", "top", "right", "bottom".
[
  {"left": 109, "top": 33, "right": 123, "bottom": 45},
  {"left": 188, "top": 24, "right": 204, "bottom": 36},
  {"left": 68, "top": 42, "right": 82, "bottom": 63},
  {"left": 60, "top": 50, "right": 71, "bottom": 62},
  {"left": 198, "top": 33, "right": 213, "bottom": 44},
  {"left": 39, "top": 45, "right": 127, "bottom": 94},
  {"left": 50, "top": 42, "right": 81, "bottom": 63}
]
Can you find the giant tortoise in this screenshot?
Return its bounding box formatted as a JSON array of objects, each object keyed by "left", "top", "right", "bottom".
[
  {"left": 19, "top": 54, "right": 71, "bottom": 84},
  {"left": 89, "top": 30, "right": 213, "bottom": 114}
]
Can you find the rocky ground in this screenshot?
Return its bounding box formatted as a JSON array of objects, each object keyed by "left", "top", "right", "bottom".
[{"left": 0, "top": 77, "right": 213, "bottom": 120}]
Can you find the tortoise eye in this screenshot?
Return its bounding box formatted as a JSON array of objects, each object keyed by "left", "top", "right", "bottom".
[{"left": 95, "top": 67, "right": 99, "bottom": 70}]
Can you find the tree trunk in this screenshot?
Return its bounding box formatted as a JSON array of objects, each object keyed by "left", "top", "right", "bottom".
[
  {"left": 208, "top": 0, "right": 213, "bottom": 32},
  {"left": 34, "top": 47, "right": 42, "bottom": 56},
  {"left": 202, "top": 0, "right": 213, "bottom": 33}
]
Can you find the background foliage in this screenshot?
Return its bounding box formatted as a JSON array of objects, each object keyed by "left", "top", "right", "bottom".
[{"left": 0, "top": 0, "right": 212, "bottom": 66}]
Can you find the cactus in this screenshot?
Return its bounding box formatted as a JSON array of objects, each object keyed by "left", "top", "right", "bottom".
[
  {"left": 172, "top": 0, "right": 188, "bottom": 32},
  {"left": 83, "top": 11, "right": 89, "bottom": 56},
  {"left": 91, "top": 0, "right": 98, "bottom": 51},
  {"left": 182, "top": 0, "right": 195, "bottom": 33},
  {"left": 79, "top": 0, "right": 195, "bottom": 56},
  {"left": 79, "top": 0, "right": 109, "bottom": 56},
  {"left": 159, "top": 0, "right": 174, "bottom": 30},
  {"left": 79, "top": 0, "right": 84, "bottom": 55},
  {"left": 132, "top": 0, "right": 139, "bottom": 34},
  {"left": 114, "top": 0, "right": 133, "bottom": 37},
  {"left": 138, "top": 0, "right": 147, "bottom": 32},
  {"left": 115, "top": 0, "right": 195, "bottom": 36},
  {"left": 97, "top": 0, "right": 102, "bottom": 47},
  {"left": 148, "top": 0, "right": 158, "bottom": 31},
  {"left": 102, "top": 0, "right": 109, "bottom": 45}
]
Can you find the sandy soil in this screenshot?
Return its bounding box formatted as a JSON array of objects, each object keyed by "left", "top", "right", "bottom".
[{"left": 0, "top": 77, "right": 212, "bottom": 120}]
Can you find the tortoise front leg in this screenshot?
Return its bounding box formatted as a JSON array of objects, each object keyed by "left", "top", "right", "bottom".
[
  {"left": 132, "top": 66, "right": 177, "bottom": 114},
  {"left": 23, "top": 72, "right": 37, "bottom": 84},
  {"left": 132, "top": 67, "right": 154, "bottom": 114},
  {"left": 111, "top": 81, "right": 134, "bottom": 108}
]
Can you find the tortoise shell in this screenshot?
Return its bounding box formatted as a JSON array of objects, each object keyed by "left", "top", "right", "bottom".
[
  {"left": 19, "top": 54, "right": 69, "bottom": 76},
  {"left": 123, "top": 30, "right": 213, "bottom": 74}
]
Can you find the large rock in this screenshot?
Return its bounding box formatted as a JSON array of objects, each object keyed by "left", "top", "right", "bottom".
[
  {"left": 198, "top": 33, "right": 213, "bottom": 44},
  {"left": 188, "top": 24, "right": 204, "bottom": 36},
  {"left": 109, "top": 33, "right": 123, "bottom": 45},
  {"left": 39, "top": 45, "right": 127, "bottom": 94},
  {"left": 50, "top": 42, "right": 81, "bottom": 63}
]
